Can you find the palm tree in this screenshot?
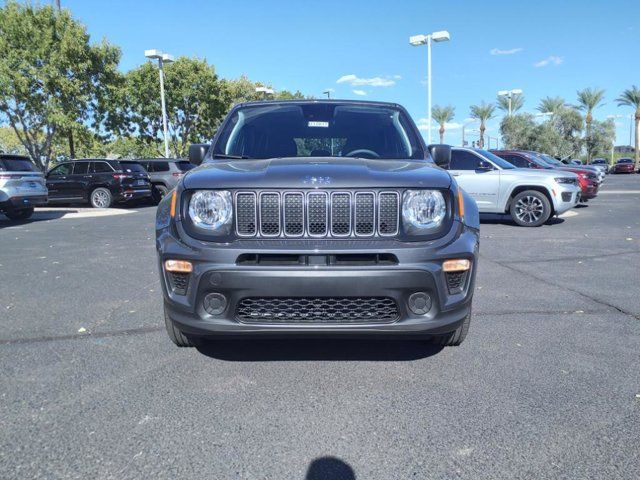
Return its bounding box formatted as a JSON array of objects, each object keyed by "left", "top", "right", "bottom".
[
  {"left": 432, "top": 105, "right": 455, "bottom": 144},
  {"left": 537, "top": 96, "right": 566, "bottom": 115},
  {"left": 469, "top": 102, "right": 495, "bottom": 148},
  {"left": 576, "top": 88, "right": 605, "bottom": 163},
  {"left": 496, "top": 93, "right": 524, "bottom": 115},
  {"left": 616, "top": 85, "right": 640, "bottom": 169}
]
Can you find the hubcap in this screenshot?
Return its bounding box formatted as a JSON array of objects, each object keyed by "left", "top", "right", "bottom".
[
  {"left": 515, "top": 196, "right": 544, "bottom": 224},
  {"left": 93, "top": 190, "right": 109, "bottom": 208}
]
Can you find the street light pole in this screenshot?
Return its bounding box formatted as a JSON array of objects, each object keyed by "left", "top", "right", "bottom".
[
  {"left": 145, "top": 49, "right": 174, "bottom": 158},
  {"left": 497, "top": 89, "right": 523, "bottom": 117},
  {"left": 410, "top": 30, "right": 450, "bottom": 145},
  {"left": 323, "top": 90, "right": 331, "bottom": 99}
]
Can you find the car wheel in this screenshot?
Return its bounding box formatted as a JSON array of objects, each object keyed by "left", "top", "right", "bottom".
[
  {"left": 90, "top": 187, "right": 113, "bottom": 208},
  {"left": 4, "top": 206, "right": 34, "bottom": 221},
  {"left": 152, "top": 184, "right": 169, "bottom": 204},
  {"left": 509, "top": 190, "right": 551, "bottom": 227},
  {"left": 436, "top": 308, "right": 471, "bottom": 347},
  {"left": 164, "top": 306, "right": 197, "bottom": 347}
]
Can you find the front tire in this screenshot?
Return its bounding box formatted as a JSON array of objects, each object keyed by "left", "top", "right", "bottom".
[
  {"left": 90, "top": 187, "right": 113, "bottom": 208},
  {"left": 4, "top": 206, "right": 34, "bottom": 221},
  {"left": 509, "top": 190, "right": 551, "bottom": 227},
  {"left": 164, "top": 307, "right": 196, "bottom": 347},
  {"left": 436, "top": 308, "right": 472, "bottom": 347},
  {"left": 152, "top": 184, "right": 169, "bottom": 204}
]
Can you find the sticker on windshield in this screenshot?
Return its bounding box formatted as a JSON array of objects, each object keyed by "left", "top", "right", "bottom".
[{"left": 308, "top": 121, "right": 329, "bottom": 128}]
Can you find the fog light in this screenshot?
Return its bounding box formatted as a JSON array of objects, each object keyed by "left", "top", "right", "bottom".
[
  {"left": 408, "top": 292, "right": 432, "bottom": 315},
  {"left": 203, "top": 293, "right": 227, "bottom": 315},
  {"left": 165, "top": 259, "right": 193, "bottom": 273},
  {"left": 442, "top": 259, "right": 471, "bottom": 272}
]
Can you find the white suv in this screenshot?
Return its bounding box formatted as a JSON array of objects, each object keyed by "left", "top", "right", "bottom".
[
  {"left": 448, "top": 148, "right": 580, "bottom": 227},
  {"left": 0, "top": 155, "right": 48, "bottom": 221}
]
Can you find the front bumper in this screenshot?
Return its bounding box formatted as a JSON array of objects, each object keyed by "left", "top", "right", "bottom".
[
  {"left": 552, "top": 184, "right": 581, "bottom": 215},
  {"left": 158, "top": 220, "right": 479, "bottom": 338}
]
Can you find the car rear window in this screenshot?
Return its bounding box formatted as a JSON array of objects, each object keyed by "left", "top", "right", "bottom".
[
  {"left": 118, "top": 161, "right": 147, "bottom": 173},
  {"left": 176, "top": 161, "right": 195, "bottom": 171},
  {"left": 0, "top": 158, "right": 37, "bottom": 172}
]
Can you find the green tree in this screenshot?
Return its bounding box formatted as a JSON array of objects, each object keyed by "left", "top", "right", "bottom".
[
  {"left": 499, "top": 113, "right": 537, "bottom": 149},
  {"left": 432, "top": 105, "right": 455, "bottom": 143},
  {"left": 576, "top": 88, "right": 605, "bottom": 163},
  {"left": 0, "top": 125, "right": 26, "bottom": 154},
  {"left": 496, "top": 93, "right": 524, "bottom": 115},
  {"left": 537, "top": 96, "right": 566, "bottom": 115},
  {"left": 469, "top": 102, "right": 495, "bottom": 148},
  {"left": 0, "top": 2, "right": 121, "bottom": 170},
  {"left": 616, "top": 86, "right": 640, "bottom": 169},
  {"left": 586, "top": 119, "right": 615, "bottom": 160},
  {"left": 122, "top": 57, "right": 227, "bottom": 158}
]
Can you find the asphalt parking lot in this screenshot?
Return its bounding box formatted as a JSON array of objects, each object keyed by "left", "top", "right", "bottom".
[{"left": 1, "top": 176, "right": 639, "bottom": 479}]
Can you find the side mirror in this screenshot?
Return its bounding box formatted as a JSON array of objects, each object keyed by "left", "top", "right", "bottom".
[
  {"left": 476, "top": 160, "right": 493, "bottom": 171},
  {"left": 188, "top": 143, "right": 210, "bottom": 166},
  {"left": 427, "top": 144, "right": 451, "bottom": 168}
]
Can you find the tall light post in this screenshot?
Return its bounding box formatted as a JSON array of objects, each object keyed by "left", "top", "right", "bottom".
[
  {"left": 323, "top": 90, "right": 332, "bottom": 99},
  {"left": 145, "top": 49, "right": 174, "bottom": 158},
  {"left": 497, "top": 89, "right": 523, "bottom": 116},
  {"left": 255, "top": 87, "right": 275, "bottom": 99},
  {"left": 410, "top": 30, "right": 450, "bottom": 144}
]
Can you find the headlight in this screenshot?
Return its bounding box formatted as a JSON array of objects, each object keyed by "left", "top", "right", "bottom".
[
  {"left": 402, "top": 190, "right": 446, "bottom": 233},
  {"left": 554, "top": 177, "right": 576, "bottom": 184},
  {"left": 188, "top": 190, "right": 232, "bottom": 230}
]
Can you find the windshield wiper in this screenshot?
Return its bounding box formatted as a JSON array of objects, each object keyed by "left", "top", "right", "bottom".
[{"left": 212, "top": 153, "right": 253, "bottom": 159}]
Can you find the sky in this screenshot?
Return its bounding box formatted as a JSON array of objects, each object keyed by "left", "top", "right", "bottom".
[{"left": 42, "top": 0, "right": 640, "bottom": 146}]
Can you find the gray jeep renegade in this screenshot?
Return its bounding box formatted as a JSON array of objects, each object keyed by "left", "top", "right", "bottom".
[{"left": 155, "top": 100, "right": 479, "bottom": 348}]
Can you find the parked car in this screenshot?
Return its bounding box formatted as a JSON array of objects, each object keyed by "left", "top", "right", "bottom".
[
  {"left": 449, "top": 148, "right": 580, "bottom": 226},
  {"left": 0, "top": 154, "right": 48, "bottom": 220},
  {"left": 137, "top": 158, "right": 196, "bottom": 202},
  {"left": 612, "top": 158, "right": 636, "bottom": 174},
  {"left": 550, "top": 155, "right": 605, "bottom": 183},
  {"left": 46, "top": 159, "right": 152, "bottom": 208},
  {"left": 491, "top": 150, "right": 600, "bottom": 201},
  {"left": 157, "top": 100, "right": 480, "bottom": 348},
  {"left": 591, "top": 158, "right": 611, "bottom": 174}
]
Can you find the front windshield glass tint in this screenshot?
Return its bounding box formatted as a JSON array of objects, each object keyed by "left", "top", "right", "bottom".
[
  {"left": 476, "top": 149, "right": 515, "bottom": 169},
  {"left": 213, "top": 103, "right": 425, "bottom": 160}
]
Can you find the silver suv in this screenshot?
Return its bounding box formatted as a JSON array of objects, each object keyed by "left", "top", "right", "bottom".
[
  {"left": 449, "top": 148, "right": 580, "bottom": 227},
  {"left": 0, "top": 155, "right": 48, "bottom": 221},
  {"left": 137, "top": 159, "right": 195, "bottom": 203}
]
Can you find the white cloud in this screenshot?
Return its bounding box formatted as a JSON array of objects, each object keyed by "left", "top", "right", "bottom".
[
  {"left": 490, "top": 47, "right": 523, "bottom": 56},
  {"left": 324, "top": 88, "right": 335, "bottom": 93},
  {"left": 534, "top": 56, "right": 564, "bottom": 67},
  {"left": 336, "top": 74, "right": 397, "bottom": 87},
  {"left": 352, "top": 89, "right": 367, "bottom": 96}
]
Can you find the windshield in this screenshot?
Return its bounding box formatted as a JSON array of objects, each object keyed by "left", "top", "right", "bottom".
[
  {"left": 618, "top": 158, "right": 632, "bottom": 164},
  {"left": 476, "top": 150, "right": 515, "bottom": 169},
  {"left": 213, "top": 103, "right": 425, "bottom": 160},
  {"left": 0, "top": 157, "right": 37, "bottom": 172},
  {"left": 536, "top": 153, "right": 564, "bottom": 167}
]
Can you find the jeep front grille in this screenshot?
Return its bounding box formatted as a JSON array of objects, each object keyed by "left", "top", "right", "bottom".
[
  {"left": 236, "top": 297, "right": 399, "bottom": 324},
  {"left": 235, "top": 190, "right": 400, "bottom": 238}
]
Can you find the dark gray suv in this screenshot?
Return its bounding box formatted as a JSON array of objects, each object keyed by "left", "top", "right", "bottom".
[
  {"left": 156, "top": 100, "right": 479, "bottom": 348},
  {"left": 137, "top": 159, "right": 195, "bottom": 202}
]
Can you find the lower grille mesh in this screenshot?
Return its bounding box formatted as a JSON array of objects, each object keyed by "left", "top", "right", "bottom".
[{"left": 236, "top": 297, "right": 399, "bottom": 324}]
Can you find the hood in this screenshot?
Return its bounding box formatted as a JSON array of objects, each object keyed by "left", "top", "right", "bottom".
[
  {"left": 183, "top": 157, "right": 452, "bottom": 190},
  {"left": 508, "top": 168, "right": 578, "bottom": 179}
]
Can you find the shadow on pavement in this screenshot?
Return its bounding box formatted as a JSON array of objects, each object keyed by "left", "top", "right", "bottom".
[
  {"left": 305, "top": 456, "right": 356, "bottom": 480},
  {"left": 0, "top": 209, "right": 78, "bottom": 228},
  {"left": 196, "top": 338, "right": 443, "bottom": 362},
  {"left": 479, "top": 213, "right": 565, "bottom": 226}
]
